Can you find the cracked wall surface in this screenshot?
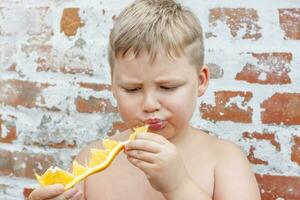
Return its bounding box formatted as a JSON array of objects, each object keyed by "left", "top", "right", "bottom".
[{"left": 0, "top": 0, "right": 300, "bottom": 199}]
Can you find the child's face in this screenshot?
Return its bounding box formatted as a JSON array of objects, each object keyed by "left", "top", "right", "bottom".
[{"left": 112, "top": 49, "right": 208, "bottom": 139}]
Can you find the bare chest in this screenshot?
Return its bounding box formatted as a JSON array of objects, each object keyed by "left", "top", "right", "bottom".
[{"left": 84, "top": 152, "right": 215, "bottom": 200}]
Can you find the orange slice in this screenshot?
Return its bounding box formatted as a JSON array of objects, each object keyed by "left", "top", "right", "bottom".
[
  {"left": 103, "top": 139, "right": 119, "bottom": 151},
  {"left": 35, "top": 125, "right": 148, "bottom": 190},
  {"left": 88, "top": 149, "right": 109, "bottom": 168},
  {"left": 129, "top": 126, "right": 148, "bottom": 140},
  {"left": 35, "top": 167, "right": 75, "bottom": 187},
  {"left": 72, "top": 161, "right": 88, "bottom": 176}
]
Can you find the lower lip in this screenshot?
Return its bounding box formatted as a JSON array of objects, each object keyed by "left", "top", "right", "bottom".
[{"left": 147, "top": 121, "right": 166, "bottom": 131}]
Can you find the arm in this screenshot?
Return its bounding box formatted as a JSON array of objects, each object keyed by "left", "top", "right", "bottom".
[
  {"left": 213, "top": 141, "right": 261, "bottom": 200},
  {"left": 125, "top": 132, "right": 211, "bottom": 200}
]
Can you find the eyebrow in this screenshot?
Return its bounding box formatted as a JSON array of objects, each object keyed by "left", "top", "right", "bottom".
[
  {"left": 117, "top": 79, "right": 185, "bottom": 87},
  {"left": 154, "top": 77, "right": 185, "bottom": 84},
  {"left": 117, "top": 78, "right": 142, "bottom": 85}
]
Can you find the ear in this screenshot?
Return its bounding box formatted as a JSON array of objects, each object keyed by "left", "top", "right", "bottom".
[
  {"left": 197, "top": 65, "right": 209, "bottom": 97},
  {"left": 110, "top": 70, "right": 117, "bottom": 99},
  {"left": 111, "top": 78, "right": 117, "bottom": 99}
]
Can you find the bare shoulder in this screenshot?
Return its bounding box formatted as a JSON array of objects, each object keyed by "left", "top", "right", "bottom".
[
  {"left": 214, "top": 138, "right": 247, "bottom": 160},
  {"left": 212, "top": 138, "right": 261, "bottom": 200}
]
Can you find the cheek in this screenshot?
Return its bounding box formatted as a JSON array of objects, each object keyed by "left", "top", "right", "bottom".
[
  {"left": 170, "top": 88, "right": 197, "bottom": 120},
  {"left": 165, "top": 92, "right": 197, "bottom": 121},
  {"left": 115, "top": 94, "right": 138, "bottom": 122},
  {"left": 169, "top": 100, "right": 196, "bottom": 120}
]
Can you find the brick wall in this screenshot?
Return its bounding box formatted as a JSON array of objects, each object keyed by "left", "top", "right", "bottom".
[{"left": 0, "top": 0, "right": 299, "bottom": 199}]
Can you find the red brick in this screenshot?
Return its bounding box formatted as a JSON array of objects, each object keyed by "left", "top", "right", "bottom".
[
  {"left": 22, "top": 44, "right": 94, "bottom": 75},
  {"left": 21, "top": 44, "right": 54, "bottom": 72},
  {"left": 31, "top": 140, "right": 77, "bottom": 149},
  {"left": 0, "top": 115, "right": 17, "bottom": 144},
  {"left": 59, "top": 65, "right": 93, "bottom": 76},
  {"left": 0, "top": 79, "right": 47, "bottom": 108},
  {"left": 208, "top": 8, "right": 262, "bottom": 40},
  {"left": 261, "top": 93, "right": 300, "bottom": 125},
  {"left": 60, "top": 8, "right": 85, "bottom": 37},
  {"left": 0, "top": 149, "right": 55, "bottom": 179},
  {"left": 247, "top": 146, "right": 268, "bottom": 165},
  {"left": 200, "top": 91, "right": 253, "bottom": 123},
  {"left": 291, "top": 136, "right": 300, "bottom": 166},
  {"left": 235, "top": 52, "right": 292, "bottom": 84},
  {"left": 107, "top": 121, "right": 128, "bottom": 136},
  {"left": 0, "top": 79, "right": 60, "bottom": 111},
  {"left": 279, "top": 9, "right": 300, "bottom": 40},
  {"left": 7, "top": 63, "right": 17, "bottom": 72},
  {"left": 79, "top": 83, "right": 111, "bottom": 91},
  {"left": 24, "top": 187, "right": 34, "bottom": 199},
  {"left": 21, "top": 44, "right": 52, "bottom": 58},
  {"left": 75, "top": 96, "right": 117, "bottom": 113},
  {"left": 242, "top": 131, "right": 281, "bottom": 165},
  {"left": 242, "top": 131, "right": 281, "bottom": 151},
  {"left": 256, "top": 174, "right": 300, "bottom": 200}
]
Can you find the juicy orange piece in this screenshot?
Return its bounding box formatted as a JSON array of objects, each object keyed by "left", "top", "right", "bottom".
[
  {"left": 72, "top": 161, "right": 88, "bottom": 176},
  {"left": 35, "top": 125, "right": 148, "bottom": 190},
  {"left": 102, "top": 139, "right": 119, "bottom": 151},
  {"left": 88, "top": 149, "right": 109, "bottom": 168},
  {"left": 129, "top": 125, "right": 148, "bottom": 140},
  {"left": 35, "top": 167, "right": 75, "bottom": 187},
  {"left": 35, "top": 168, "right": 53, "bottom": 186}
]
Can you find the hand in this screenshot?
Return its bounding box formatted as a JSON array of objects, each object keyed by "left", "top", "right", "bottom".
[
  {"left": 124, "top": 132, "right": 190, "bottom": 194},
  {"left": 28, "top": 184, "right": 83, "bottom": 200}
]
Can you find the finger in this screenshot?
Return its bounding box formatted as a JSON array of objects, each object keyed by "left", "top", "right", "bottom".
[
  {"left": 126, "top": 149, "right": 156, "bottom": 163},
  {"left": 29, "top": 184, "right": 64, "bottom": 200},
  {"left": 69, "top": 190, "right": 83, "bottom": 200},
  {"left": 63, "top": 188, "right": 78, "bottom": 199},
  {"left": 127, "top": 156, "right": 155, "bottom": 172},
  {"left": 125, "top": 139, "right": 161, "bottom": 153},
  {"left": 136, "top": 132, "right": 167, "bottom": 144}
]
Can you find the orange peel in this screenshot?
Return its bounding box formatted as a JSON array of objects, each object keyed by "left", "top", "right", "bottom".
[{"left": 35, "top": 125, "right": 148, "bottom": 190}]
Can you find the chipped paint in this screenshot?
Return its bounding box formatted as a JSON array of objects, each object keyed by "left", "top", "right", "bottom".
[{"left": 0, "top": 0, "right": 300, "bottom": 199}]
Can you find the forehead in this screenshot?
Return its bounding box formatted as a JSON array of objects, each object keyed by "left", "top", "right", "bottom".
[{"left": 113, "top": 49, "right": 196, "bottom": 79}]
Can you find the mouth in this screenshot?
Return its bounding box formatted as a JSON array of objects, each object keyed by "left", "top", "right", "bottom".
[{"left": 144, "top": 118, "right": 166, "bottom": 131}]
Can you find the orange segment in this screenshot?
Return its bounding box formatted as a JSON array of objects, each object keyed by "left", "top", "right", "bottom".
[
  {"left": 129, "top": 125, "right": 148, "bottom": 140},
  {"left": 72, "top": 161, "right": 88, "bottom": 176},
  {"left": 35, "top": 168, "right": 53, "bottom": 186},
  {"left": 35, "top": 167, "right": 75, "bottom": 187},
  {"left": 102, "top": 139, "right": 119, "bottom": 151},
  {"left": 53, "top": 167, "right": 75, "bottom": 186},
  {"left": 88, "top": 149, "right": 109, "bottom": 168}
]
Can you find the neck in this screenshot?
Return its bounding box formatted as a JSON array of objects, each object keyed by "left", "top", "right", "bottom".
[{"left": 169, "top": 125, "right": 194, "bottom": 147}]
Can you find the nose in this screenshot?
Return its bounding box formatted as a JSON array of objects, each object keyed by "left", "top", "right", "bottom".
[{"left": 142, "top": 92, "right": 161, "bottom": 113}]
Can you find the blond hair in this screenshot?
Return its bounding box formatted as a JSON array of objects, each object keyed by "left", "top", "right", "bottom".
[{"left": 109, "top": 0, "right": 204, "bottom": 74}]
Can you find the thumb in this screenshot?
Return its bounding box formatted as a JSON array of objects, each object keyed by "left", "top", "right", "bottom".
[{"left": 29, "top": 184, "right": 64, "bottom": 200}]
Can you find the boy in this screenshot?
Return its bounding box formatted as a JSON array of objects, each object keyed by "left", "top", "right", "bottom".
[{"left": 29, "top": 0, "right": 261, "bottom": 199}]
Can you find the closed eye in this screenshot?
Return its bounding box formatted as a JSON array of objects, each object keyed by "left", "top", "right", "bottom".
[
  {"left": 123, "top": 87, "right": 141, "bottom": 93},
  {"left": 160, "top": 86, "right": 178, "bottom": 90}
]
